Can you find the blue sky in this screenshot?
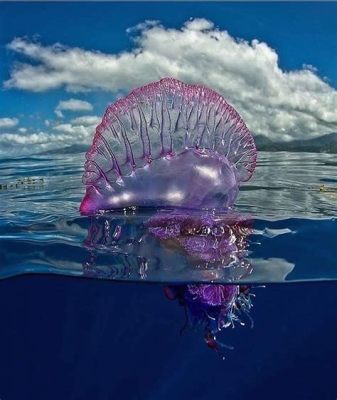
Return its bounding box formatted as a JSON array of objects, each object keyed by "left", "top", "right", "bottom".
[{"left": 1, "top": 2, "right": 337, "bottom": 155}]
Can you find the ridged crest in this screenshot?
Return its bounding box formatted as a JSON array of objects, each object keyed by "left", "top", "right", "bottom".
[{"left": 81, "top": 78, "right": 256, "bottom": 214}]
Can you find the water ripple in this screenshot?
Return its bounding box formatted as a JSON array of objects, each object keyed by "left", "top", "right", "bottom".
[{"left": 0, "top": 151, "right": 336, "bottom": 283}]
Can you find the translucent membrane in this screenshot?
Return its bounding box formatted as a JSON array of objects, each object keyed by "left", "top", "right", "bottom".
[
  {"left": 80, "top": 78, "right": 256, "bottom": 215},
  {"left": 164, "top": 284, "right": 254, "bottom": 358},
  {"left": 83, "top": 209, "right": 253, "bottom": 283}
]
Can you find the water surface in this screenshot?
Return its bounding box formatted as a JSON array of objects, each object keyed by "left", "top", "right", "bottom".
[{"left": 0, "top": 151, "right": 336, "bottom": 283}]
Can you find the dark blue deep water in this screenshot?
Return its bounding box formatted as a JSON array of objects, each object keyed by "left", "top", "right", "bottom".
[
  {"left": 0, "top": 151, "right": 336, "bottom": 399},
  {"left": 0, "top": 278, "right": 337, "bottom": 400}
]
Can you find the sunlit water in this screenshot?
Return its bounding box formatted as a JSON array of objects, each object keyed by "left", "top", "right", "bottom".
[{"left": 0, "top": 151, "right": 336, "bottom": 283}]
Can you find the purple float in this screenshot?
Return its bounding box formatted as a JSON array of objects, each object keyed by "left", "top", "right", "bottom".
[{"left": 80, "top": 78, "right": 256, "bottom": 214}]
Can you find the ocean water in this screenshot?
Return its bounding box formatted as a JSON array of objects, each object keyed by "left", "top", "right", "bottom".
[
  {"left": 1, "top": 151, "right": 336, "bottom": 283},
  {"left": 0, "top": 151, "right": 337, "bottom": 399}
]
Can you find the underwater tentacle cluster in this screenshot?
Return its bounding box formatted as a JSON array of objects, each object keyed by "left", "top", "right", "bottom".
[{"left": 164, "top": 284, "right": 255, "bottom": 357}]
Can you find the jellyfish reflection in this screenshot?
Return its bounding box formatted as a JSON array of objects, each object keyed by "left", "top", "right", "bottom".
[{"left": 83, "top": 209, "right": 253, "bottom": 282}]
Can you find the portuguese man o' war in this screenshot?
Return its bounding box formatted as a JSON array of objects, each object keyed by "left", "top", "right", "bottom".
[
  {"left": 80, "top": 78, "right": 256, "bottom": 214},
  {"left": 80, "top": 78, "right": 259, "bottom": 358}
]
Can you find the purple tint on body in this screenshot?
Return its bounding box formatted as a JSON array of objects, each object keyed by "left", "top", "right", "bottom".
[
  {"left": 82, "top": 209, "right": 253, "bottom": 282},
  {"left": 80, "top": 78, "right": 257, "bottom": 215},
  {"left": 146, "top": 210, "right": 252, "bottom": 264},
  {"left": 186, "top": 284, "right": 238, "bottom": 307},
  {"left": 164, "top": 284, "right": 255, "bottom": 357}
]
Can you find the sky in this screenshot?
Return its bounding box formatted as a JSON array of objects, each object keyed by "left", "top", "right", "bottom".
[{"left": 1, "top": 2, "right": 337, "bottom": 156}]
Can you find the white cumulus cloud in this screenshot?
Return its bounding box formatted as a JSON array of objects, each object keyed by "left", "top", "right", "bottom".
[
  {"left": 0, "top": 117, "right": 99, "bottom": 157},
  {"left": 4, "top": 18, "right": 337, "bottom": 141},
  {"left": 55, "top": 98, "right": 93, "bottom": 118},
  {"left": 0, "top": 117, "right": 19, "bottom": 129},
  {"left": 70, "top": 115, "right": 101, "bottom": 126}
]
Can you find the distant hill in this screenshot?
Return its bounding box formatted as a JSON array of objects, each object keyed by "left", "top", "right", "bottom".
[
  {"left": 254, "top": 132, "right": 337, "bottom": 153},
  {"left": 38, "top": 144, "right": 89, "bottom": 155},
  {"left": 37, "top": 132, "right": 337, "bottom": 156}
]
